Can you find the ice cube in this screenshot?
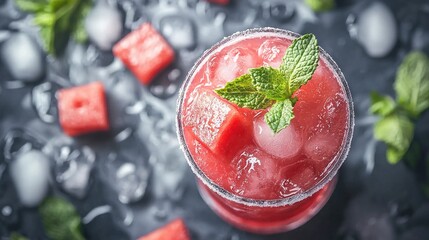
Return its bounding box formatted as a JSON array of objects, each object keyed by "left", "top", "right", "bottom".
[
  {"left": 304, "top": 133, "right": 339, "bottom": 163},
  {"left": 105, "top": 153, "right": 149, "bottom": 204},
  {"left": 258, "top": 38, "right": 290, "bottom": 68},
  {"left": 54, "top": 144, "right": 95, "bottom": 199},
  {"left": 253, "top": 114, "right": 302, "bottom": 159},
  {"left": 278, "top": 162, "right": 316, "bottom": 196},
  {"left": 9, "top": 150, "right": 50, "bottom": 207},
  {"left": 206, "top": 47, "right": 260, "bottom": 88},
  {"left": 184, "top": 90, "right": 247, "bottom": 156},
  {"left": 85, "top": 3, "right": 123, "bottom": 51},
  {"left": 356, "top": 2, "right": 397, "bottom": 58},
  {"left": 0, "top": 33, "right": 45, "bottom": 82},
  {"left": 159, "top": 15, "right": 196, "bottom": 49},
  {"left": 228, "top": 148, "right": 280, "bottom": 199},
  {"left": 31, "top": 82, "right": 56, "bottom": 123}
]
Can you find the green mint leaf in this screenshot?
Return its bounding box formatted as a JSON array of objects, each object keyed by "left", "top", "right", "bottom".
[
  {"left": 394, "top": 51, "right": 429, "bottom": 118},
  {"left": 370, "top": 92, "right": 396, "bottom": 117},
  {"left": 264, "top": 99, "right": 295, "bottom": 133},
  {"left": 72, "top": 0, "right": 92, "bottom": 43},
  {"left": 39, "top": 197, "right": 85, "bottom": 240},
  {"left": 305, "top": 0, "right": 335, "bottom": 12},
  {"left": 280, "top": 33, "right": 319, "bottom": 94},
  {"left": 14, "top": 0, "right": 47, "bottom": 12},
  {"left": 249, "top": 67, "right": 290, "bottom": 100},
  {"left": 10, "top": 232, "right": 28, "bottom": 240},
  {"left": 374, "top": 112, "right": 414, "bottom": 164},
  {"left": 15, "top": 0, "right": 93, "bottom": 56},
  {"left": 215, "top": 74, "right": 274, "bottom": 109}
]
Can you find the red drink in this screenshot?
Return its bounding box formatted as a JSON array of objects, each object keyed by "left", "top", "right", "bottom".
[{"left": 176, "top": 28, "right": 354, "bottom": 233}]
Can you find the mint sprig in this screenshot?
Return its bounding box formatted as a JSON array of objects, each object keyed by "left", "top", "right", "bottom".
[
  {"left": 39, "top": 197, "right": 85, "bottom": 240},
  {"left": 371, "top": 51, "right": 429, "bottom": 164},
  {"left": 215, "top": 33, "right": 319, "bottom": 133},
  {"left": 15, "top": 0, "right": 93, "bottom": 56}
]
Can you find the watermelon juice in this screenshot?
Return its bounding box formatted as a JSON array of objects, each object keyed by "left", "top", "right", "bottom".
[{"left": 176, "top": 28, "right": 354, "bottom": 233}]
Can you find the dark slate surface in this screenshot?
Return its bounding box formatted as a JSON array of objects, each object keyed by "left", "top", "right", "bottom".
[{"left": 0, "top": 0, "right": 429, "bottom": 239}]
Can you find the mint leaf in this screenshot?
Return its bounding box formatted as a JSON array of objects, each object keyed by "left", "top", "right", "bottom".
[
  {"left": 394, "top": 51, "right": 429, "bottom": 118},
  {"left": 305, "top": 0, "right": 335, "bottom": 12},
  {"left": 370, "top": 92, "right": 396, "bottom": 117},
  {"left": 265, "top": 99, "right": 295, "bottom": 133},
  {"left": 215, "top": 34, "right": 320, "bottom": 133},
  {"left": 10, "top": 232, "right": 28, "bottom": 240},
  {"left": 15, "top": 0, "right": 93, "bottom": 55},
  {"left": 374, "top": 112, "right": 414, "bottom": 164},
  {"left": 280, "top": 33, "right": 319, "bottom": 94},
  {"left": 215, "top": 74, "right": 273, "bottom": 109},
  {"left": 39, "top": 197, "right": 85, "bottom": 240},
  {"left": 249, "top": 67, "right": 290, "bottom": 100},
  {"left": 14, "top": 0, "right": 47, "bottom": 12}
]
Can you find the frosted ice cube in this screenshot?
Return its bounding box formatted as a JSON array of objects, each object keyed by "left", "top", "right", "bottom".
[
  {"left": 206, "top": 47, "right": 260, "bottom": 87},
  {"left": 253, "top": 115, "right": 302, "bottom": 159},
  {"left": 106, "top": 153, "right": 149, "bottom": 204},
  {"left": 51, "top": 143, "right": 95, "bottom": 199},
  {"left": 258, "top": 38, "right": 289, "bottom": 68},
  {"left": 184, "top": 91, "right": 231, "bottom": 147},
  {"left": 31, "top": 82, "right": 56, "bottom": 123},
  {"left": 9, "top": 150, "right": 50, "bottom": 207},
  {"left": 356, "top": 2, "right": 397, "bottom": 58},
  {"left": 0, "top": 33, "right": 45, "bottom": 82},
  {"left": 228, "top": 148, "right": 279, "bottom": 199},
  {"left": 85, "top": 3, "right": 123, "bottom": 51},
  {"left": 160, "top": 15, "right": 196, "bottom": 49},
  {"left": 304, "top": 133, "right": 338, "bottom": 162},
  {"left": 278, "top": 163, "right": 315, "bottom": 196}
]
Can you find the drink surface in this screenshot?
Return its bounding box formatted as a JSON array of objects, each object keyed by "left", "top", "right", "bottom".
[{"left": 180, "top": 33, "right": 350, "bottom": 201}]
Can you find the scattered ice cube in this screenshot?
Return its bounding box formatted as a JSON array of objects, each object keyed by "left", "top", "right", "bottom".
[
  {"left": 153, "top": 147, "right": 188, "bottom": 201},
  {"left": 2, "top": 129, "right": 42, "bottom": 163},
  {"left": 258, "top": 38, "right": 290, "bottom": 67},
  {"left": 0, "top": 33, "right": 45, "bottom": 82},
  {"left": 253, "top": 115, "right": 302, "bottom": 159},
  {"left": 31, "top": 82, "right": 56, "bottom": 123},
  {"left": 85, "top": 3, "right": 123, "bottom": 51},
  {"left": 9, "top": 150, "right": 50, "bottom": 207},
  {"left": 355, "top": 2, "right": 398, "bottom": 58},
  {"left": 206, "top": 47, "right": 260, "bottom": 87},
  {"left": 106, "top": 153, "right": 149, "bottom": 204},
  {"left": 44, "top": 137, "right": 95, "bottom": 199},
  {"left": 160, "top": 15, "right": 196, "bottom": 49}
]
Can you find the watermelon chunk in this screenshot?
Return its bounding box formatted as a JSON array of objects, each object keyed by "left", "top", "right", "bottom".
[
  {"left": 183, "top": 89, "right": 250, "bottom": 158},
  {"left": 113, "top": 23, "right": 175, "bottom": 85},
  {"left": 58, "top": 82, "right": 109, "bottom": 136},
  {"left": 137, "top": 219, "right": 190, "bottom": 240}
]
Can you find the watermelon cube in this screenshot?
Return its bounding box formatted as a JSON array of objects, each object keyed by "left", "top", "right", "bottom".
[
  {"left": 183, "top": 89, "right": 249, "bottom": 157},
  {"left": 137, "top": 219, "right": 190, "bottom": 240},
  {"left": 113, "top": 23, "right": 175, "bottom": 85},
  {"left": 58, "top": 82, "right": 109, "bottom": 136}
]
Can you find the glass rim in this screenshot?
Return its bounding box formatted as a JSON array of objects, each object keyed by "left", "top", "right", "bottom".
[{"left": 176, "top": 27, "right": 355, "bottom": 207}]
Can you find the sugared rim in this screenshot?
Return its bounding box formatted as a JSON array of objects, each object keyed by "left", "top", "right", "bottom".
[{"left": 176, "top": 27, "right": 355, "bottom": 207}]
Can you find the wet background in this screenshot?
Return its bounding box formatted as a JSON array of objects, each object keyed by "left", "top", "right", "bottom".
[{"left": 1, "top": 0, "right": 429, "bottom": 239}]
